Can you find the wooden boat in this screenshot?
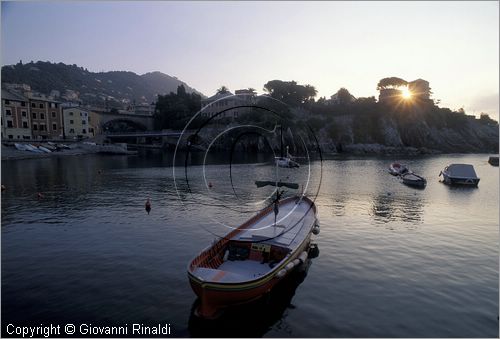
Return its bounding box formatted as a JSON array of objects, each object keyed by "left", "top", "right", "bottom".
[
  {"left": 401, "top": 172, "right": 426, "bottom": 188},
  {"left": 440, "top": 164, "right": 480, "bottom": 187},
  {"left": 488, "top": 156, "right": 499, "bottom": 166},
  {"left": 187, "top": 195, "right": 319, "bottom": 319},
  {"left": 388, "top": 162, "right": 409, "bottom": 176}
]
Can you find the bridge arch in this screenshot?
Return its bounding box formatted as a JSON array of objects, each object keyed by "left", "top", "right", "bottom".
[{"left": 101, "top": 118, "right": 148, "bottom": 133}]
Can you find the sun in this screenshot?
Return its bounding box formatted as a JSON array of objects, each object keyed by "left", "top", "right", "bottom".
[{"left": 401, "top": 87, "right": 412, "bottom": 99}]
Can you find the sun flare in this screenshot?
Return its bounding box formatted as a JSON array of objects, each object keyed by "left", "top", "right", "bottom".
[{"left": 402, "top": 88, "right": 412, "bottom": 99}]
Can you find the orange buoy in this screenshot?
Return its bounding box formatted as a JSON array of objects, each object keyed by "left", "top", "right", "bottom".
[{"left": 145, "top": 198, "right": 151, "bottom": 214}]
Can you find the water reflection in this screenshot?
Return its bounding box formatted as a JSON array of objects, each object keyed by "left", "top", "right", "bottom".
[
  {"left": 370, "top": 192, "right": 424, "bottom": 226},
  {"left": 188, "top": 259, "right": 314, "bottom": 338}
]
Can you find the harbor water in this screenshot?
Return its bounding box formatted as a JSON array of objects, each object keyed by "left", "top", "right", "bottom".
[{"left": 1, "top": 152, "right": 498, "bottom": 337}]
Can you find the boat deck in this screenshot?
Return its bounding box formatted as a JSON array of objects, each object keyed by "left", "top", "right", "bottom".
[
  {"left": 191, "top": 197, "right": 317, "bottom": 283},
  {"left": 232, "top": 197, "right": 316, "bottom": 251}
]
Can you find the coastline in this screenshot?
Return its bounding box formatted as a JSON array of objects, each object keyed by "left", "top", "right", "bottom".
[
  {"left": 1, "top": 144, "right": 100, "bottom": 161},
  {"left": 2, "top": 142, "right": 497, "bottom": 162}
]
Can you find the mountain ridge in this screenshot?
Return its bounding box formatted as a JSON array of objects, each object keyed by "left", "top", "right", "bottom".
[{"left": 1, "top": 61, "right": 205, "bottom": 107}]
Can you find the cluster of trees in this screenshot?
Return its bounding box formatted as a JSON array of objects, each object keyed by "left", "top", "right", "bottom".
[
  {"left": 154, "top": 85, "right": 201, "bottom": 130},
  {"left": 263, "top": 80, "right": 317, "bottom": 107},
  {"left": 153, "top": 79, "right": 497, "bottom": 151}
]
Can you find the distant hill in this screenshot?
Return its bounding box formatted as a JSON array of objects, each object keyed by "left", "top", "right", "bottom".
[{"left": 1, "top": 61, "right": 204, "bottom": 107}]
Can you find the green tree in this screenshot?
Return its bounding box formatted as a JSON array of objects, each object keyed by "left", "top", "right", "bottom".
[
  {"left": 154, "top": 85, "right": 201, "bottom": 130},
  {"left": 332, "top": 88, "right": 354, "bottom": 105},
  {"left": 263, "top": 80, "right": 317, "bottom": 107},
  {"left": 217, "top": 86, "right": 230, "bottom": 94},
  {"left": 376, "top": 77, "right": 408, "bottom": 90}
]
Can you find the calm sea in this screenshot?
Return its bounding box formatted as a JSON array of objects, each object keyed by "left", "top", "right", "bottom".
[{"left": 1, "top": 151, "right": 498, "bottom": 337}]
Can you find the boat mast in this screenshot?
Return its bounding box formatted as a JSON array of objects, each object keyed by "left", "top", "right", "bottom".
[{"left": 280, "top": 125, "right": 284, "bottom": 158}]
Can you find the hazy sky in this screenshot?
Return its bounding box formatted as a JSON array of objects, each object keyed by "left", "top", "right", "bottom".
[{"left": 2, "top": 1, "right": 499, "bottom": 118}]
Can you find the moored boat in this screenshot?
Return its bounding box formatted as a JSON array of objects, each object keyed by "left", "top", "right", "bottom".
[
  {"left": 389, "top": 162, "right": 409, "bottom": 176},
  {"left": 14, "top": 143, "right": 29, "bottom": 151},
  {"left": 187, "top": 195, "right": 319, "bottom": 319},
  {"left": 401, "top": 172, "right": 426, "bottom": 188},
  {"left": 439, "top": 164, "right": 480, "bottom": 187},
  {"left": 24, "top": 144, "right": 44, "bottom": 153},
  {"left": 275, "top": 156, "right": 300, "bottom": 168},
  {"left": 38, "top": 146, "right": 52, "bottom": 153}
]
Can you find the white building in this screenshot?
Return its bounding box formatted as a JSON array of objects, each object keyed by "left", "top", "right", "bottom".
[{"left": 62, "top": 107, "right": 92, "bottom": 139}]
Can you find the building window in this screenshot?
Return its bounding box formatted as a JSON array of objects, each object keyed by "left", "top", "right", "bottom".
[
  {"left": 5, "top": 99, "right": 10, "bottom": 105},
  {"left": 33, "top": 124, "right": 38, "bottom": 131},
  {"left": 82, "top": 120, "right": 86, "bottom": 125},
  {"left": 6, "top": 109, "right": 12, "bottom": 116},
  {"left": 23, "top": 121, "right": 28, "bottom": 128},
  {"left": 69, "top": 128, "right": 74, "bottom": 133},
  {"left": 82, "top": 129, "right": 86, "bottom": 134},
  {"left": 80, "top": 112, "right": 82, "bottom": 116},
  {"left": 21, "top": 101, "right": 26, "bottom": 107},
  {"left": 31, "top": 103, "right": 36, "bottom": 108},
  {"left": 40, "top": 113, "right": 45, "bottom": 119},
  {"left": 7, "top": 120, "right": 13, "bottom": 128},
  {"left": 51, "top": 111, "right": 56, "bottom": 118},
  {"left": 39, "top": 103, "right": 44, "bottom": 109},
  {"left": 32, "top": 112, "right": 37, "bottom": 119},
  {"left": 55, "top": 103, "right": 58, "bottom": 108},
  {"left": 40, "top": 125, "right": 45, "bottom": 131},
  {"left": 23, "top": 136, "right": 30, "bottom": 139},
  {"left": 22, "top": 111, "right": 27, "bottom": 117},
  {"left": 52, "top": 123, "right": 57, "bottom": 131},
  {"left": 69, "top": 112, "right": 73, "bottom": 116},
  {"left": 8, "top": 135, "right": 13, "bottom": 139},
  {"left": 70, "top": 120, "right": 74, "bottom": 124}
]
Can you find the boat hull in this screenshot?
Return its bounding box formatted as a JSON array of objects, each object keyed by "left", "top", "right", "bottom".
[
  {"left": 402, "top": 179, "right": 426, "bottom": 188},
  {"left": 443, "top": 174, "right": 480, "bottom": 187},
  {"left": 188, "top": 236, "right": 312, "bottom": 318}
]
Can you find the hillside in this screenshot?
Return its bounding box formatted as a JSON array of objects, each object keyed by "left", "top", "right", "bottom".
[{"left": 1, "top": 61, "right": 204, "bottom": 107}]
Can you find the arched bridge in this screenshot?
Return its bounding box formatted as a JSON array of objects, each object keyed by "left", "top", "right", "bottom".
[{"left": 97, "top": 111, "right": 155, "bottom": 131}]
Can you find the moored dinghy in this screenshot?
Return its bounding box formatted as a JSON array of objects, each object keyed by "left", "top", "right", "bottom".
[
  {"left": 187, "top": 195, "right": 319, "bottom": 318},
  {"left": 401, "top": 172, "right": 427, "bottom": 188},
  {"left": 389, "top": 162, "right": 409, "bottom": 176}
]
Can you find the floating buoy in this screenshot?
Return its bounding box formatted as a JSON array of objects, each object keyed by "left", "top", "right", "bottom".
[
  {"left": 37, "top": 192, "right": 44, "bottom": 199},
  {"left": 145, "top": 198, "right": 151, "bottom": 214},
  {"left": 208, "top": 182, "right": 213, "bottom": 188},
  {"left": 1, "top": 185, "right": 5, "bottom": 191}
]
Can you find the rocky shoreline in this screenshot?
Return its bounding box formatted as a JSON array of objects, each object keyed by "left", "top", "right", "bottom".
[
  {"left": 1, "top": 142, "right": 136, "bottom": 160},
  {"left": 1, "top": 144, "right": 99, "bottom": 160}
]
